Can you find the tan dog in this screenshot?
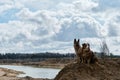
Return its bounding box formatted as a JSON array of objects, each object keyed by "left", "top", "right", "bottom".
[
  {"left": 81, "top": 43, "right": 93, "bottom": 63},
  {"left": 82, "top": 43, "right": 98, "bottom": 64},
  {"left": 74, "top": 39, "right": 83, "bottom": 63},
  {"left": 74, "top": 39, "right": 98, "bottom": 64}
]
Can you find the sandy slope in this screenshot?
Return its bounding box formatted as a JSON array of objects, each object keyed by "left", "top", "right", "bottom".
[
  {"left": 55, "top": 59, "right": 120, "bottom": 80},
  {"left": 0, "top": 68, "right": 22, "bottom": 80},
  {"left": 0, "top": 67, "right": 50, "bottom": 80}
]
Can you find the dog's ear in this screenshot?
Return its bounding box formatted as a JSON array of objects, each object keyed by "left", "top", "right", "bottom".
[
  {"left": 78, "top": 39, "right": 80, "bottom": 43},
  {"left": 82, "top": 43, "right": 86, "bottom": 47},
  {"left": 82, "top": 43, "right": 84, "bottom": 46},
  {"left": 74, "top": 39, "right": 76, "bottom": 43},
  {"left": 87, "top": 43, "right": 90, "bottom": 47}
]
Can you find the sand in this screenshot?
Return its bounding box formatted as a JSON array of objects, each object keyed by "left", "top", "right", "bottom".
[
  {"left": 0, "top": 67, "right": 50, "bottom": 80},
  {"left": 55, "top": 58, "right": 120, "bottom": 80}
]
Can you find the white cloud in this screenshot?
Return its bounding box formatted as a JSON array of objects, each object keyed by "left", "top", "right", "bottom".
[
  {"left": 16, "top": 8, "right": 61, "bottom": 39},
  {"left": 96, "top": 0, "right": 120, "bottom": 11},
  {"left": 0, "top": 0, "right": 120, "bottom": 55},
  {"left": 0, "top": 0, "right": 23, "bottom": 15},
  {"left": 0, "top": 0, "right": 13, "bottom": 4},
  {"left": 73, "top": 0, "right": 98, "bottom": 11},
  {"left": 0, "top": 4, "right": 13, "bottom": 14}
]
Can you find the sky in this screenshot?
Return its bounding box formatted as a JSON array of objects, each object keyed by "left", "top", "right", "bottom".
[{"left": 0, "top": 0, "right": 120, "bottom": 55}]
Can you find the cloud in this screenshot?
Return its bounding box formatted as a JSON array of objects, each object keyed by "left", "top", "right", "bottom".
[
  {"left": 0, "top": 0, "right": 23, "bottom": 15},
  {"left": 0, "top": 7, "right": 61, "bottom": 52},
  {"left": 16, "top": 8, "right": 61, "bottom": 39},
  {"left": 106, "top": 12, "right": 120, "bottom": 36},
  {"left": 0, "top": 4, "right": 13, "bottom": 14},
  {"left": 97, "top": 0, "right": 120, "bottom": 11},
  {"left": 0, "top": 0, "right": 120, "bottom": 55},
  {"left": 73, "top": 0, "right": 98, "bottom": 11}
]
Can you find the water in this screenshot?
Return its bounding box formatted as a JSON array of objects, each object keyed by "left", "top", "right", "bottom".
[{"left": 0, "top": 65, "right": 60, "bottom": 79}]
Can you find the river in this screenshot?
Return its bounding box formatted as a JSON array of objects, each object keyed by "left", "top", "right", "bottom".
[{"left": 0, "top": 65, "right": 60, "bottom": 79}]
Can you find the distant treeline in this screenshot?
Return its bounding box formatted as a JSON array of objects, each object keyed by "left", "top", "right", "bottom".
[
  {"left": 0, "top": 52, "right": 119, "bottom": 60},
  {"left": 0, "top": 52, "right": 75, "bottom": 60}
]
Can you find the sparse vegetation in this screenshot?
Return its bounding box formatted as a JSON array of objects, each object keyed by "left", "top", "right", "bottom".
[{"left": 100, "top": 39, "right": 110, "bottom": 59}]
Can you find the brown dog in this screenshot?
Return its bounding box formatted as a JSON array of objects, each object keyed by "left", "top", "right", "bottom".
[
  {"left": 74, "top": 39, "right": 98, "bottom": 64},
  {"left": 74, "top": 39, "right": 83, "bottom": 63}
]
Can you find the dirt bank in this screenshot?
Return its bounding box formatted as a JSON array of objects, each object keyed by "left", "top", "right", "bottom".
[
  {"left": 0, "top": 67, "right": 51, "bottom": 80},
  {"left": 0, "top": 58, "right": 71, "bottom": 69},
  {"left": 55, "top": 58, "right": 120, "bottom": 80}
]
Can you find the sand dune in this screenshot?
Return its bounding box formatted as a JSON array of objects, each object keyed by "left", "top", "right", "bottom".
[{"left": 55, "top": 59, "right": 120, "bottom": 80}]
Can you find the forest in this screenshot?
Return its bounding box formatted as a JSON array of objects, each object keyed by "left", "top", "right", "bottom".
[{"left": 0, "top": 52, "right": 75, "bottom": 60}]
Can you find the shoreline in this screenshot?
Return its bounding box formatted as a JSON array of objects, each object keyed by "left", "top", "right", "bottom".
[
  {"left": 0, "top": 64, "right": 58, "bottom": 80},
  {"left": 0, "top": 67, "right": 51, "bottom": 80},
  {"left": 0, "top": 67, "right": 23, "bottom": 80},
  {"left": 0, "top": 63, "right": 65, "bottom": 69},
  {"left": 0, "top": 58, "right": 72, "bottom": 80}
]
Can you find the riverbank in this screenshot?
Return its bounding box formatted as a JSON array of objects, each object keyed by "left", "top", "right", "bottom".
[
  {"left": 0, "top": 67, "right": 22, "bottom": 80},
  {"left": 0, "top": 58, "right": 72, "bottom": 69},
  {"left": 0, "top": 67, "right": 51, "bottom": 80},
  {"left": 0, "top": 58, "right": 72, "bottom": 80},
  {"left": 0, "top": 68, "right": 23, "bottom": 80}
]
